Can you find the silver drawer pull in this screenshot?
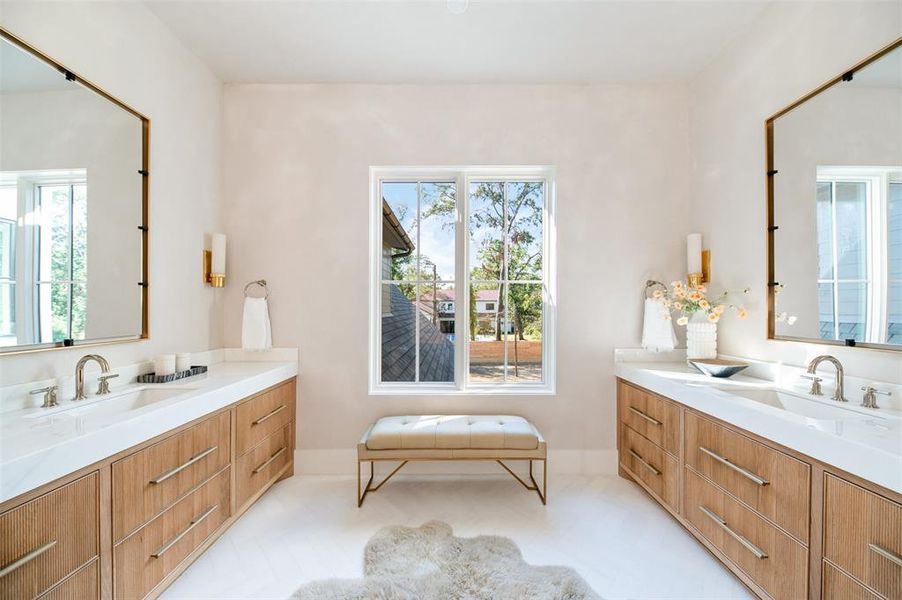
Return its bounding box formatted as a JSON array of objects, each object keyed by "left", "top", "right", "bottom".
[
  {"left": 253, "top": 447, "right": 287, "bottom": 474},
  {"left": 628, "top": 406, "right": 662, "bottom": 426},
  {"left": 252, "top": 404, "right": 286, "bottom": 426},
  {"left": 699, "top": 506, "right": 768, "bottom": 559},
  {"left": 698, "top": 446, "right": 769, "bottom": 486},
  {"left": 628, "top": 449, "right": 661, "bottom": 476},
  {"left": 0, "top": 540, "right": 57, "bottom": 578},
  {"left": 869, "top": 543, "right": 902, "bottom": 568},
  {"left": 150, "top": 446, "right": 218, "bottom": 485},
  {"left": 151, "top": 505, "right": 218, "bottom": 559}
]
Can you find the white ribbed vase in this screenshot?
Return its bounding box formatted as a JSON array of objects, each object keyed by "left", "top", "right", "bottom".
[{"left": 686, "top": 311, "right": 717, "bottom": 359}]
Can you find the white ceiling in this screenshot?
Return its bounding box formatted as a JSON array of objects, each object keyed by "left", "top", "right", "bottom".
[{"left": 145, "top": 0, "right": 773, "bottom": 84}]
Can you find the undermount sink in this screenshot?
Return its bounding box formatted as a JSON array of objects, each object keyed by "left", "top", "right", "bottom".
[
  {"left": 25, "top": 387, "right": 194, "bottom": 421},
  {"left": 720, "top": 388, "right": 886, "bottom": 422}
]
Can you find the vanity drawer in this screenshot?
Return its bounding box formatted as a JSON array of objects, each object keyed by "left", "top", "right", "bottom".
[
  {"left": 620, "top": 424, "right": 679, "bottom": 512},
  {"left": 617, "top": 380, "right": 680, "bottom": 456},
  {"left": 684, "top": 468, "right": 808, "bottom": 600},
  {"left": 0, "top": 473, "right": 98, "bottom": 600},
  {"left": 684, "top": 411, "right": 810, "bottom": 542},
  {"left": 112, "top": 411, "right": 231, "bottom": 542},
  {"left": 235, "top": 379, "right": 295, "bottom": 456},
  {"left": 822, "top": 562, "right": 881, "bottom": 600},
  {"left": 824, "top": 474, "right": 902, "bottom": 600},
  {"left": 114, "top": 467, "right": 230, "bottom": 600},
  {"left": 236, "top": 424, "right": 292, "bottom": 509},
  {"left": 38, "top": 560, "right": 98, "bottom": 600}
]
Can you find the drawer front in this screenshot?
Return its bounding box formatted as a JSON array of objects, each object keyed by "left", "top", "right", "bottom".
[
  {"left": 684, "top": 468, "right": 807, "bottom": 600},
  {"left": 823, "top": 562, "right": 881, "bottom": 600},
  {"left": 236, "top": 424, "right": 292, "bottom": 508},
  {"left": 617, "top": 380, "right": 679, "bottom": 456},
  {"left": 620, "top": 424, "right": 679, "bottom": 511},
  {"left": 235, "top": 380, "right": 295, "bottom": 456},
  {"left": 0, "top": 473, "right": 98, "bottom": 600},
  {"left": 38, "top": 560, "right": 98, "bottom": 600},
  {"left": 684, "top": 411, "right": 810, "bottom": 541},
  {"left": 114, "top": 468, "right": 230, "bottom": 600},
  {"left": 112, "top": 411, "right": 231, "bottom": 541},
  {"left": 824, "top": 474, "right": 902, "bottom": 600}
]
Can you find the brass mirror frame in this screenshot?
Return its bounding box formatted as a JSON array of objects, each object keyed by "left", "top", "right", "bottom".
[
  {"left": 765, "top": 36, "right": 902, "bottom": 353},
  {"left": 0, "top": 27, "right": 149, "bottom": 355}
]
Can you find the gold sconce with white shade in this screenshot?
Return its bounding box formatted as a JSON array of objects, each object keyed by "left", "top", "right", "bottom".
[
  {"left": 687, "top": 233, "right": 711, "bottom": 288},
  {"left": 203, "top": 233, "right": 227, "bottom": 287}
]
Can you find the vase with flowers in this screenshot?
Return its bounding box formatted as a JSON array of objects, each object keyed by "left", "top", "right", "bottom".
[{"left": 652, "top": 281, "right": 750, "bottom": 359}]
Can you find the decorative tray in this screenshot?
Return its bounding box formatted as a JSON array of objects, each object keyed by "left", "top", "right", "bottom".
[{"left": 136, "top": 365, "right": 208, "bottom": 384}]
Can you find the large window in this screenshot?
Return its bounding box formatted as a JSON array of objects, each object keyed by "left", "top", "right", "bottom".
[
  {"left": 370, "top": 167, "right": 555, "bottom": 394},
  {"left": 816, "top": 167, "right": 902, "bottom": 344}
]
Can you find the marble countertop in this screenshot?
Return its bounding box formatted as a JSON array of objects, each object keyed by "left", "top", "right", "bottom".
[
  {"left": 0, "top": 359, "right": 298, "bottom": 504},
  {"left": 615, "top": 359, "right": 902, "bottom": 494}
]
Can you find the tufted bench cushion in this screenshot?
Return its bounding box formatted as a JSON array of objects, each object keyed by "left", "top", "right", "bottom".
[{"left": 366, "top": 415, "right": 540, "bottom": 451}]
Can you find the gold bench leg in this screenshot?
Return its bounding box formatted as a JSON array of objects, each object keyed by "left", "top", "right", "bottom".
[
  {"left": 497, "top": 459, "right": 547, "bottom": 505},
  {"left": 357, "top": 460, "right": 408, "bottom": 507}
]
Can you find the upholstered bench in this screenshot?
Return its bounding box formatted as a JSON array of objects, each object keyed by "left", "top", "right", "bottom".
[{"left": 357, "top": 415, "right": 547, "bottom": 506}]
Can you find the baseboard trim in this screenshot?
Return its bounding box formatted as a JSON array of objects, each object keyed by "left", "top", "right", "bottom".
[{"left": 293, "top": 449, "right": 617, "bottom": 476}]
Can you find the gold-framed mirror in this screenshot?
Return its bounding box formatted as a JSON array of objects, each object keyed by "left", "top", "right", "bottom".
[
  {"left": 0, "top": 28, "right": 149, "bottom": 354},
  {"left": 766, "top": 37, "right": 902, "bottom": 352}
]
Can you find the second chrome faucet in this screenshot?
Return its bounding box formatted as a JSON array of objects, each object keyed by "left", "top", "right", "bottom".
[{"left": 74, "top": 354, "right": 119, "bottom": 401}]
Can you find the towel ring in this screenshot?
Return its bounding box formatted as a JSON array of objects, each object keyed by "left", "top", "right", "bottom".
[
  {"left": 244, "top": 279, "right": 270, "bottom": 299},
  {"left": 645, "top": 279, "right": 666, "bottom": 299}
]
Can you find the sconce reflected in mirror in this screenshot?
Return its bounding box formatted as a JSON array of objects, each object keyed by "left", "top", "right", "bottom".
[{"left": 203, "top": 233, "right": 226, "bottom": 287}]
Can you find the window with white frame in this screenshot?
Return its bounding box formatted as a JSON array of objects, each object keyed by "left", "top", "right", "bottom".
[
  {"left": 370, "top": 167, "right": 555, "bottom": 394},
  {"left": 816, "top": 166, "right": 902, "bottom": 345}
]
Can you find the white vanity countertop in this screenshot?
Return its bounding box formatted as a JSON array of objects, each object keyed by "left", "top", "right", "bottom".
[
  {"left": 615, "top": 359, "right": 902, "bottom": 494},
  {"left": 0, "top": 359, "right": 298, "bottom": 504}
]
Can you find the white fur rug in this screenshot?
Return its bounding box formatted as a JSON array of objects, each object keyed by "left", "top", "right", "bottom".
[{"left": 290, "top": 521, "right": 601, "bottom": 600}]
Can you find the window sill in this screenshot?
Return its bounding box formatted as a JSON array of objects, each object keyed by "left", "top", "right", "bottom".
[{"left": 369, "top": 383, "right": 556, "bottom": 396}]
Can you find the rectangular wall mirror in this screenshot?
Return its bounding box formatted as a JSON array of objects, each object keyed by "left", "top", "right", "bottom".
[
  {"left": 0, "top": 28, "right": 148, "bottom": 353},
  {"left": 767, "top": 37, "right": 902, "bottom": 351}
]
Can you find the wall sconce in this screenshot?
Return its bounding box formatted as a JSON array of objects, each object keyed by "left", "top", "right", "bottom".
[
  {"left": 203, "top": 233, "right": 227, "bottom": 287},
  {"left": 686, "top": 233, "right": 711, "bottom": 288}
]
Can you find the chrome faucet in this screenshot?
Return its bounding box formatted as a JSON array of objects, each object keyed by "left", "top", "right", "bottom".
[
  {"left": 74, "top": 354, "right": 118, "bottom": 401},
  {"left": 806, "top": 355, "right": 845, "bottom": 402}
]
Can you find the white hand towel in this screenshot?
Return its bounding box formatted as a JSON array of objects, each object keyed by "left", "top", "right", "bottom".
[
  {"left": 641, "top": 297, "right": 676, "bottom": 352},
  {"left": 242, "top": 297, "right": 272, "bottom": 351}
]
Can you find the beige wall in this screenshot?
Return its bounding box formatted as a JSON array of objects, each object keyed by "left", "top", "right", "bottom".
[
  {"left": 0, "top": 1, "right": 223, "bottom": 384},
  {"left": 222, "top": 83, "right": 691, "bottom": 462},
  {"left": 688, "top": 1, "right": 902, "bottom": 382}
]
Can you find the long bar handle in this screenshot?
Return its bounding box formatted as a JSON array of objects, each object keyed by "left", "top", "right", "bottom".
[
  {"left": 151, "top": 505, "right": 218, "bottom": 559},
  {"left": 628, "top": 406, "right": 662, "bottom": 426},
  {"left": 699, "top": 446, "right": 769, "bottom": 486},
  {"left": 869, "top": 543, "right": 902, "bottom": 568},
  {"left": 150, "top": 446, "right": 218, "bottom": 485},
  {"left": 628, "top": 449, "right": 661, "bottom": 476},
  {"left": 253, "top": 447, "right": 287, "bottom": 474},
  {"left": 252, "top": 405, "right": 286, "bottom": 426},
  {"left": 0, "top": 540, "right": 57, "bottom": 578},
  {"left": 699, "top": 506, "right": 768, "bottom": 559}
]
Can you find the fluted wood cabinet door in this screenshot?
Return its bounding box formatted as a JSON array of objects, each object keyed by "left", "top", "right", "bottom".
[
  {"left": 0, "top": 473, "right": 99, "bottom": 600},
  {"left": 824, "top": 474, "right": 902, "bottom": 600},
  {"left": 617, "top": 381, "right": 680, "bottom": 456},
  {"left": 37, "top": 560, "right": 99, "bottom": 600},
  {"left": 235, "top": 380, "right": 295, "bottom": 456}
]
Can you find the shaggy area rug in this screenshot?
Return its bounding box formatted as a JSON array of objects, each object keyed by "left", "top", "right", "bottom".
[{"left": 290, "top": 521, "right": 600, "bottom": 600}]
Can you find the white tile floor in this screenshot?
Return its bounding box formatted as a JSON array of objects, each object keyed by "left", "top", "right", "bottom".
[{"left": 162, "top": 474, "right": 755, "bottom": 600}]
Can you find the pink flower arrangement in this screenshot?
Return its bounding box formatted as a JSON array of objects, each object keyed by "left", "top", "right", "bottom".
[{"left": 654, "top": 281, "right": 750, "bottom": 325}]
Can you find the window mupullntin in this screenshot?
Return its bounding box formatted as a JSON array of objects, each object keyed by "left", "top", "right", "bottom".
[{"left": 370, "top": 167, "right": 556, "bottom": 394}]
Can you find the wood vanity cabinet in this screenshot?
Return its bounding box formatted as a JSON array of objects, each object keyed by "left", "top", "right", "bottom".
[
  {"left": 0, "top": 377, "right": 296, "bottom": 600},
  {"left": 616, "top": 379, "right": 902, "bottom": 600}
]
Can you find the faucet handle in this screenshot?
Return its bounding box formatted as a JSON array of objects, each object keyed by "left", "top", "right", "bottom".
[
  {"left": 860, "top": 386, "right": 891, "bottom": 409},
  {"left": 96, "top": 373, "right": 119, "bottom": 396},
  {"left": 30, "top": 385, "right": 59, "bottom": 408},
  {"left": 801, "top": 374, "right": 823, "bottom": 396}
]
